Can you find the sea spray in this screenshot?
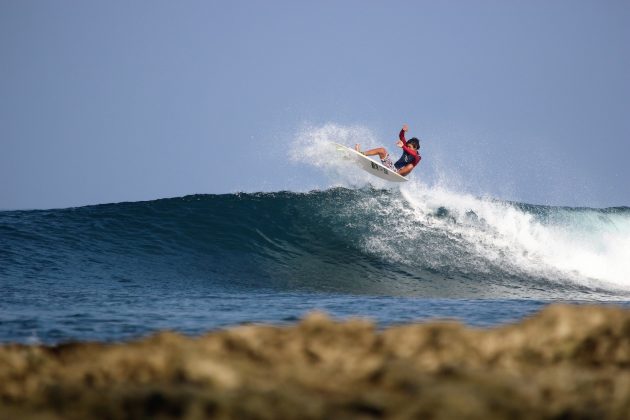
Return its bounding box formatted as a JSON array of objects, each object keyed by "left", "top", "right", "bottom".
[
  {"left": 288, "top": 123, "right": 630, "bottom": 290},
  {"left": 398, "top": 182, "right": 630, "bottom": 289},
  {"left": 289, "top": 123, "right": 397, "bottom": 188}
]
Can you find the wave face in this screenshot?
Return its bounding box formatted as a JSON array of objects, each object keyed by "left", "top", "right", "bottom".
[{"left": 2, "top": 187, "right": 629, "bottom": 300}]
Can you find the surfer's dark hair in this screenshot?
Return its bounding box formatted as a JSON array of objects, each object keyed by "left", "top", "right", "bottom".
[{"left": 407, "top": 138, "right": 420, "bottom": 149}]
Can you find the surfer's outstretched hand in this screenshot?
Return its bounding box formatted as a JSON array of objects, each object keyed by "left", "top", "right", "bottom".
[{"left": 402, "top": 124, "right": 408, "bottom": 132}]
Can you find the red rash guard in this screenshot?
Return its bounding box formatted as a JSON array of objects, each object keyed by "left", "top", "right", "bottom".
[{"left": 398, "top": 129, "right": 421, "bottom": 167}]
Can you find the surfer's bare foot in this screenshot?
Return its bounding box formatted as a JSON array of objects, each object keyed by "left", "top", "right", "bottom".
[{"left": 354, "top": 144, "right": 362, "bottom": 153}]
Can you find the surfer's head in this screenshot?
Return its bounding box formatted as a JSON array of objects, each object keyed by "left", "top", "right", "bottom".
[{"left": 407, "top": 138, "right": 420, "bottom": 150}]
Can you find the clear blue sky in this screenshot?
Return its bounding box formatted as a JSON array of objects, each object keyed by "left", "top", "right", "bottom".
[{"left": 1, "top": 0, "right": 629, "bottom": 209}]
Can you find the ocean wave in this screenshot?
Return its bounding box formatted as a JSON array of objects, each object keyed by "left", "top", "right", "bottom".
[{"left": 1, "top": 187, "right": 629, "bottom": 299}]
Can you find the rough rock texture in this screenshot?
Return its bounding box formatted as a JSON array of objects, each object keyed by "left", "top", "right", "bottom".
[{"left": 1, "top": 304, "right": 630, "bottom": 419}]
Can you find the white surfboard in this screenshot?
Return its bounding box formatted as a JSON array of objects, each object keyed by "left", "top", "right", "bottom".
[{"left": 333, "top": 143, "right": 408, "bottom": 183}]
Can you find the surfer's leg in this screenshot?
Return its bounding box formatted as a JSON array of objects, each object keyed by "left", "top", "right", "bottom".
[
  {"left": 356, "top": 144, "right": 395, "bottom": 170},
  {"left": 396, "top": 163, "right": 414, "bottom": 176},
  {"left": 360, "top": 146, "right": 395, "bottom": 170},
  {"left": 381, "top": 155, "right": 395, "bottom": 170},
  {"left": 360, "top": 147, "right": 389, "bottom": 160}
]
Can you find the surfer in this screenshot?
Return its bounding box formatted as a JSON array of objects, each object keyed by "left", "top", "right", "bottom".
[{"left": 355, "top": 124, "right": 421, "bottom": 176}]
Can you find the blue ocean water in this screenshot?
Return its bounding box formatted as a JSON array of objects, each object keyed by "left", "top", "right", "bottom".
[{"left": 2, "top": 187, "right": 629, "bottom": 344}]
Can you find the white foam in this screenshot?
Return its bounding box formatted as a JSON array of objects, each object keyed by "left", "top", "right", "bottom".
[
  {"left": 400, "top": 181, "right": 630, "bottom": 290},
  {"left": 291, "top": 123, "right": 630, "bottom": 291}
]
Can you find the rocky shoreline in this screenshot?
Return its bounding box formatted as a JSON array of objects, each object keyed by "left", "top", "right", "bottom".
[{"left": 1, "top": 304, "right": 630, "bottom": 419}]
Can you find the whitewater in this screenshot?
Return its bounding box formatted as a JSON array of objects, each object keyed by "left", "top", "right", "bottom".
[
  {"left": 1, "top": 123, "right": 629, "bottom": 344},
  {"left": 290, "top": 123, "right": 630, "bottom": 291}
]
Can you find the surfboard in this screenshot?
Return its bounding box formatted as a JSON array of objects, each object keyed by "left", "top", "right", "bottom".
[{"left": 333, "top": 143, "right": 408, "bottom": 183}]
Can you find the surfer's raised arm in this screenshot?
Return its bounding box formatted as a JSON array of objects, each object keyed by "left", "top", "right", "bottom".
[
  {"left": 398, "top": 124, "right": 408, "bottom": 146},
  {"left": 401, "top": 124, "right": 409, "bottom": 137},
  {"left": 397, "top": 124, "right": 413, "bottom": 150}
]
